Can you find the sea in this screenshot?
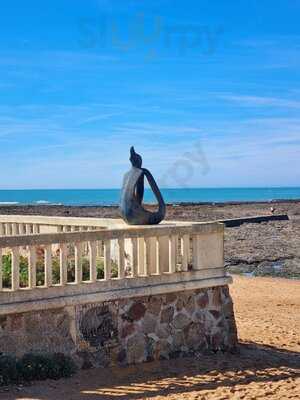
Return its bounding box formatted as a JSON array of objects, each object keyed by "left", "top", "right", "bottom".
[{"left": 0, "top": 187, "right": 299, "bottom": 206}]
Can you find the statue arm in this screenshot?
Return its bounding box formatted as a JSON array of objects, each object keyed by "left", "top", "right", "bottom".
[
  {"left": 135, "top": 173, "right": 144, "bottom": 204},
  {"left": 142, "top": 168, "right": 166, "bottom": 213}
]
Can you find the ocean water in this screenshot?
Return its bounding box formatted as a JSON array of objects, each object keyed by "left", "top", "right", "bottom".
[{"left": 0, "top": 187, "right": 299, "bottom": 206}]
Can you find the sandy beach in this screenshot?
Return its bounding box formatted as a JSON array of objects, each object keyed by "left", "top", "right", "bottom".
[{"left": 1, "top": 275, "right": 299, "bottom": 400}]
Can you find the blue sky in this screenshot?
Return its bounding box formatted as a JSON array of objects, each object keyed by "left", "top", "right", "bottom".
[{"left": 0, "top": 0, "right": 300, "bottom": 189}]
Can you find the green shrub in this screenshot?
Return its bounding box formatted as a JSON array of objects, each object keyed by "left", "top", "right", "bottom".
[
  {"left": 0, "top": 355, "right": 19, "bottom": 386},
  {"left": 1, "top": 252, "right": 118, "bottom": 288},
  {"left": 0, "top": 352, "right": 77, "bottom": 386}
]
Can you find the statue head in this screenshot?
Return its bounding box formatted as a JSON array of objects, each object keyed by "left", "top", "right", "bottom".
[{"left": 130, "top": 146, "right": 142, "bottom": 168}]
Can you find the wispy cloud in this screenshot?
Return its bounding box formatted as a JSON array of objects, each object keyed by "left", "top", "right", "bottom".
[{"left": 218, "top": 94, "right": 300, "bottom": 109}]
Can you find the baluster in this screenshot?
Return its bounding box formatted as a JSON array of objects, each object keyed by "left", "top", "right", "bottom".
[
  {"left": 57, "top": 226, "right": 63, "bottom": 233},
  {"left": 97, "top": 240, "right": 104, "bottom": 257},
  {"left": 158, "top": 236, "right": 169, "bottom": 274},
  {"left": 0, "top": 248, "right": 2, "bottom": 290},
  {"left": 12, "top": 223, "right": 18, "bottom": 235},
  {"left": 33, "top": 224, "right": 40, "bottom": 234},
  {"left": 138, "top": 238, "right": 145, "bottom": 275},
  {"left": 71, "top": 226, "right": 76, "bottom": 232},
  {"left": 60, "top": 243, "right": 68, "bottom": 285},
  {"left": 104, "top": 240, "right": 111, "bottom": 280},
  {"left": 19, "top": 223, "right": 26, "bottom": 235},
  {"left": 181, "top": 234, "right": 189, "bottom": 271},
  {"left": 11, "top": 247, "right": 20, "bottom": 291},
  {"left": 131, "top": 238, "right": 138, "bottom": 277},
  {"left": 88, "top": 241, "right": 97, "bottom": 282},
  {"left": 146, "top": 237, "right": 157, "bottom": 275},
  {"left": 118, "top": 238, "right": 125, "bottom": 279},
  {"left": 192, "top": 235, "right": 200, "bottom": 269},
  {"left": 6, "top": 224, "right": 12, "bottom": 236},
  {"left": 25, "top": 224, "right": 32, "bottom": 235},
  {"left": 75, "top": 242, "right": 83, "bottom": 284},
  {"left": 169, "top": 235, "right": 178, "bottom": 273},
  {"left": 0, "top": 223, "right": 4, "bottom": 236},
  {"left": 44, "top": 245, "right": 52, "bottom": 287},
  {"left": 28, "top": 246, "right": 36, "bottom": 289}
]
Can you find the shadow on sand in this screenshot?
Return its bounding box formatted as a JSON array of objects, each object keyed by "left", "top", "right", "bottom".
[{"left": 1, "top": 342, "right": 299, "bottom": 399}]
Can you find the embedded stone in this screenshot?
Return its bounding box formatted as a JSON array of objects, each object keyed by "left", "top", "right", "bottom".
[
  {"left": 160, "top": 306, "right": 174, "bottom": 324},
  {"left": 209, "top": 310, "right": 221, "bottom": 320},
  {"left": 165, "top": 293, "right": 177, "bottom": 304},
  {"left": 117, "top": 348, "right": 127, "bottom": 363},
  {"left": 185, "top": 323, "right": 205, "bottom": 350},
  {"left": 211, "top": 332, "right": 224, "bottom": 350},
  {"left": 126, "top": 333, "right": 146, "bottom": 364},
  {"left": 0, "top": 316, "right": 8, "bottom": 330},
  {"left": 158, "top": 339, "right": 172, "bottom": 360},
  {"left": 172, "top": 313, "right": 191, "bottom": 330},
  {"left": 121, "top": 323, "right": 135, "bottom": 338},
  {"left": 222, "top": 301, "right": 234, "bottom": 316},
  {"left": 127, "top": 302, "right": 146, "bottom": 321},
  {"left": 148, "top": 297, "right": 162, "bottom": 315},
  {"left": 197, "top": 292, "right": 209, "bottom": 308},
  {"left": 185, "top": 296, "right": 195, "bottom": 315},
  {"left": 211, "top": 287, "right": 222, "bottom": 308},
  {"left": 156, "top": 324, "right": 171, "bottom": 339},
  {"left": 173, "top": 330, "right": 185, "bottom": 350},
  {"left": 221, "top": 286, "right": 230, "bottom": 299},
  {"left": 176, "top": 298, "right": 185, "bottom": 311},
  {"left": 10, "top": 314, "right": 23, "bottom": 331},
  {"left": 142, "top": 312, "right": 157, "bottom": 334}
]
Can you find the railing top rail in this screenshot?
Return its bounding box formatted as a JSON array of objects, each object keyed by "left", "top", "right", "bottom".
[
  {"left": 0, "top": 222, "right": 223, "bottom": 247},
  {"left": 0, "top": 215, "right": 122, "bottom": 227}
]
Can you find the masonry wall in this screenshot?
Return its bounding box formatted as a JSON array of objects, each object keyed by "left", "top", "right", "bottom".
[{"left": 0, "top": 285, "right": 237, "bottom": 368}]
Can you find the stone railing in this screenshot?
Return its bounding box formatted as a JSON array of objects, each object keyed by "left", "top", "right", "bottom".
[
  {"left": 0, "top": 217, "right": 228, "bottom": 315},
  {"left": 0, "top": 216, "right": 238, "bottom": 366},
  {"left": 0, "top": 215, "right": 124, "bottom": 236}
]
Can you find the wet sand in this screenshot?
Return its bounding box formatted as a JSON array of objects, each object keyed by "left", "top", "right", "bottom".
[{"left": 1, "top": 275, "right": 299, "bottom": 400}]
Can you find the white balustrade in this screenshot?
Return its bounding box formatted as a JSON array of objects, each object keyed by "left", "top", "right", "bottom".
[{"left": 0, "top": 216, "right": 224, "bottom": 303}]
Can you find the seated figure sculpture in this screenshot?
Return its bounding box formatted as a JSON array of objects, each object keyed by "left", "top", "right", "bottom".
[{"left": 120, "top": 147, "right": 166, "bottom": 225}]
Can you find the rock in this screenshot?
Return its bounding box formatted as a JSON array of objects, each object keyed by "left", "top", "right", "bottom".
[
  {"left": 185, "top": 323, "right": 205, "bottom": 350},
  {"left": 127, "top": 302, "right": 146, "bottom": 321},
  {"left": 172, "top": 313, "right": 191, "bottom": 330},
  {"left": 165, "top": 293, "right": 177, "bottom": 304},
  {"left": 173, "top": 330, "right": 185, "bottom": 350},
  {"left": 211, "top": 332, "right": 224, "bottom": 350},
  {"left": 156, "top": 324, "right": 171, "bottom": 339},
  {"left": 160, "top": 306, "right": 174, "bottom": 324},
  {"left": 141, "top": 312, "right": 157, "bottom": 334},
  {"left": 10, "top": 314, "right": 23, "bottom": 331},
  {"left": 0, "top": 316, "right": 7, "bottom": 330},
  {"left": 185, "top": 296, "right": 195, "bottom": 315},
  {"left": 211, "top": 287, "right": 222, "bottom": 308},
  {"left": 197, "top": 292, "right": 209, "bottom": 308},
  {"left": 159, "top": 339, "right": 172, "bottom": 360},
  {"left": 209, "top": 310, "right": 221, "bottom": 320},
  {"left": 126, "top": 333, "right": 146, "bottom": 364},
  {"left": 121, "top": 323, "right": 135, "bottom": 338},
  {"left": 176, "top": 298, "right": 185, "bottom": 311},
  {"left": 147, "top": 297, "right": 162, "bottom": 315},
  {"left": 117, "top": 348, "right": 127, "bottom": 363}
]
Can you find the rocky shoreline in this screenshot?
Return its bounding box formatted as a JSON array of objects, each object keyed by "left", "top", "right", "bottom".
[{"left": 0, "top": 200, "right": 299, "bottom": 279}]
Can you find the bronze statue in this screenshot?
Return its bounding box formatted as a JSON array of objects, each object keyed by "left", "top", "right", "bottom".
[{"left": 120, "top": 147, "right": 166, "bottom": 225}]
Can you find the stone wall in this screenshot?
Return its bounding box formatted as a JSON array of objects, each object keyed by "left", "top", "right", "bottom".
[{"left": 0, "top": 285, "right": 237, "bottom": 368}]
